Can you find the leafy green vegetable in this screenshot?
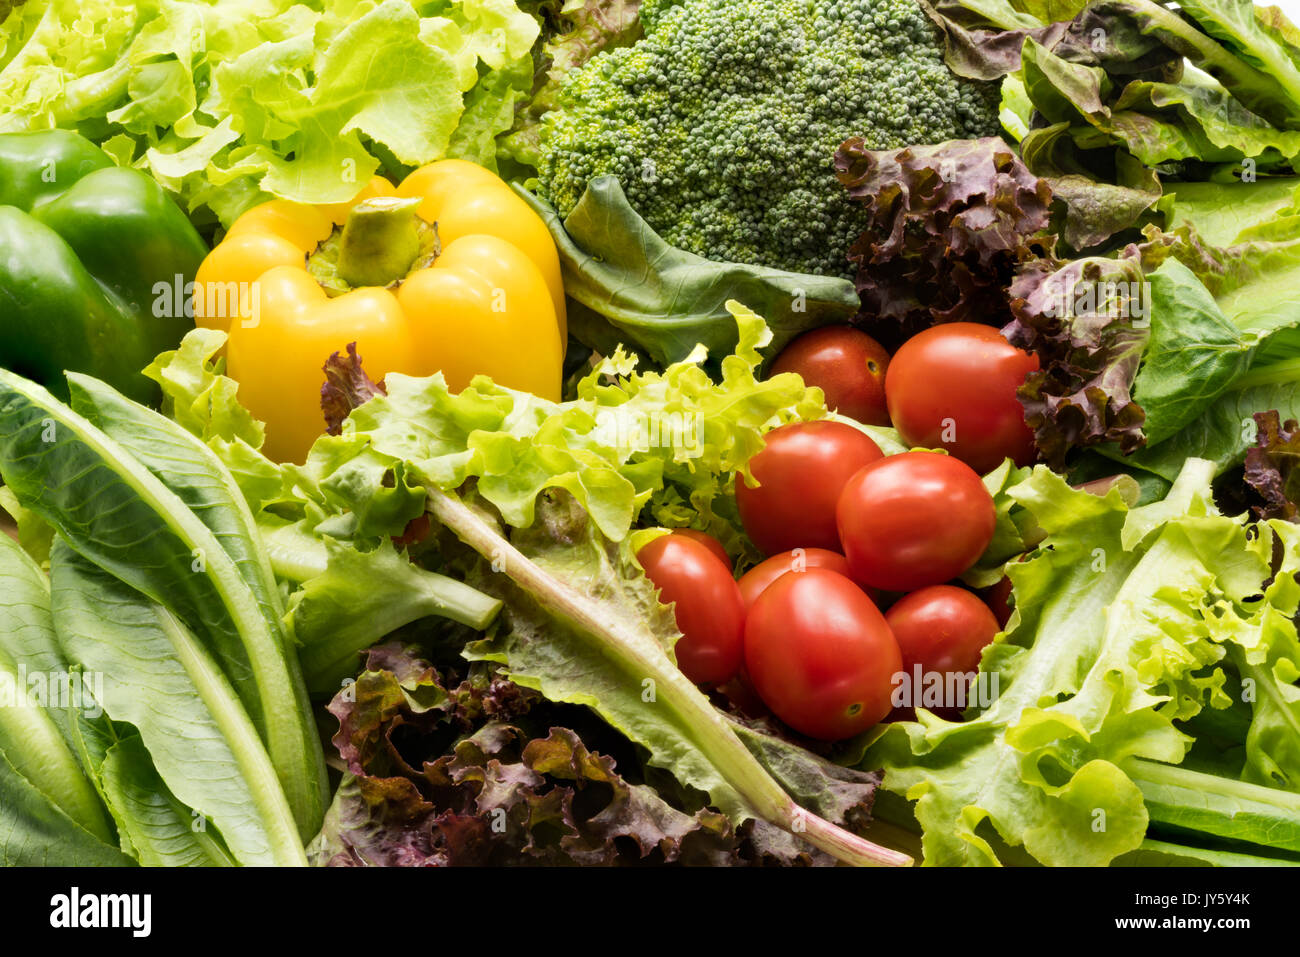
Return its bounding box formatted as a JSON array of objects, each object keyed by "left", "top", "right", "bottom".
[
  {"left": 1092, "top": 203, "right": 1300, "bottom": 480},
  {"left": 1168, "top": 176, "right": 1300, "bottom": 245},
  {"left": 1007, "top": 253, "right": 1150, "bottom": 465},
  {"left": 922, "top": 0, "right": 1300, "bottom": 252},
  {"left": 834, "top": 135, "right": 1052, "bottom": 340},
  {"left": 1128, "top": 758, "right": 1300, "bottom": 855},
  {"left": 0, "top": 533, "right": 114, "bottom": 847},
  {"left": 98, "top": 734, "right": 236, "bottom": 867},
  {"left": 517, "top": 178, "right": 860, "bottom": 368},
  {"left": 51, "top": 542, "right": 308, "bottom": 865},
  {"left": 0, "top": 0, "right": 541, "bottom": 227},
  {"left": 1117, "top": 836, "right": 1300, "bottom": 866},
  {"left": 1242, "top": 409, "right": 1300, "bottom": 519},
  {"left": 1127, "top": 258, "right": 1252, "bottom": 445},
  {"left": 0, "top": 369, "right": 326, "bottom": 840},
  {"left": 311, "top": 643, "right": 761, "bottom": 866},
  {"left": 286, "top": 536, "right": 502, "bottom": 696},
  {"left": 0, "top": 748, "right": 132, "bottom": 867}
]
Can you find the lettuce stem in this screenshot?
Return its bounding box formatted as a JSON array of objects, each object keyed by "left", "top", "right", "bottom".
[{"left": 1127, "top": 757, "right": 1300, "bottom": 854}]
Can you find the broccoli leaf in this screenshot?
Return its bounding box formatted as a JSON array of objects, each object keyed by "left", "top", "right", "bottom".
[{"left": 516, "top": 178, "right": 860, "bottom": 368}]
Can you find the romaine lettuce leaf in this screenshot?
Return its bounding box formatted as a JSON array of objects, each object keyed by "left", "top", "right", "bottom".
[
  {"left": 51, "top": 543, "right": 308, "bottom": 865},
  {"left": 0, "top": 534, "right": 115, "bottom": 849},
  {"left": 0, "top": 369, "right": 327, "bottom": 840}
]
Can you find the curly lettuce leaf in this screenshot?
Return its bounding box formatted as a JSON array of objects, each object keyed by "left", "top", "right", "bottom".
[
  {"left": 1242, "top": 410, "right": 1300, "bottom": 520},
  {"left": 309, "top": 643, "right": 745, "bottom": 866},
  {"left": 0, "top": 0, "right": 541, "bottom": 226},
  {"left": 835, "top": 135, "right": 1052, "bottom": 337},
  {"left": 284, "top": 300, "right": 822, "bottom": 544},
  {"left": 1021, "top": 37, "right": 1300, "bottom": 169},
  {"left": 1005, "top": 254, "right": 1150, "bottom": 465}
]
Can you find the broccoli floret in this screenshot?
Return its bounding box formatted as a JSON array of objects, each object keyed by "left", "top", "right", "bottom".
[{"left": 537, "top": 0, "right": 1002, "bottom": 277}]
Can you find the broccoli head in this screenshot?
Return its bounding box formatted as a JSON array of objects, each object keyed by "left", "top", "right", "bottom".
[{"left": 536, "top": 0, "right": 1003, "bottom": 277}]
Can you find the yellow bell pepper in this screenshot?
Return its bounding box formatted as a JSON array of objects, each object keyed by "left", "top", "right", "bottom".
[{"left": 193, "top": 160, "right": 566, "bottom": 463}]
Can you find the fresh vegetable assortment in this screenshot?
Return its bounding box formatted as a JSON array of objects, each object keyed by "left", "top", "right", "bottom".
[{"left": 0, "top": 0, "right": 1298, "bottom": 872}]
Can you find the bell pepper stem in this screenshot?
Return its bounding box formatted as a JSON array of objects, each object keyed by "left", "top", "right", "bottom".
[{"left": 335, "top": 196, "right": 423, "bottom": 288}]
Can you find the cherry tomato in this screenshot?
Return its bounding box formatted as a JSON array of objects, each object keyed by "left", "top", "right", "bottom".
[
  {"left": 984, "top": 574, "right": 1014, "bottom": 630},
  {"left": 391, "top": 513, "right": 431, "bottom": 547},
  {"left": 669, "top": 529, "right": 731, "bottom": 570},
  {"left": 738, "top": 547, "right": 880, "bottom": 609},
  {"left": 736, "top": 421, "right": 882, "bottom": 555},
  {"left": 885, "top": 322, "right": 1039, "bottom": 474},
  {"left": 770, "top": 326, "right": 891, "bottom": 426},
  {"left": 836, "top": 451, "right": 995, "bottom": 592},
  {"left": 638, "top": 534, "right": 745, "bottom": 685},
  {"left": 886, "top": 585, "right": 999, "bottom": 718},
  {"left": 744, "top": 568, "right": 902, "bottom": 740},
  {"left": 885, "top": 585, "right": 999, "bottom": 676}
]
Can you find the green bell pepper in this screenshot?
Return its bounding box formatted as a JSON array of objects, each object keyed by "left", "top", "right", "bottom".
[{"left": 0, "top": 130, "right": 208, "bottom": 404}]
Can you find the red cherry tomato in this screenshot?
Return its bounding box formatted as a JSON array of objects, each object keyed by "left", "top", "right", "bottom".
[
  {"left": 638, "top": 534, "right": 745, "bottom": 685},
  {"left": 885, "top": 585, "right": 999, "bottom": 676},
  {"left": 770, "top": 326, "right": 891, "bottom": 426},
  {"left": 985, "top": 574, "right": 1014, "bottom": 630},
  {"left": 836, "top": 451, "right": 995, "bottom": 592},
  {"left": 885, "top": 322, "right": 1039, "bottom": 474},
  {"left": 669, "top": 529, "right": 731, "bottom": 570},
  {"left": 886, "top": 585, "right": 999, "bottom": 718},
  {"left": 738, "top": 547, "right": 881, "bottom": 609},
  {"left": 736, "top": 421, "right": 882, "bottom": 555},
  {"left": 744, "top": 568, "right": 902, "bottom": 740}
]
